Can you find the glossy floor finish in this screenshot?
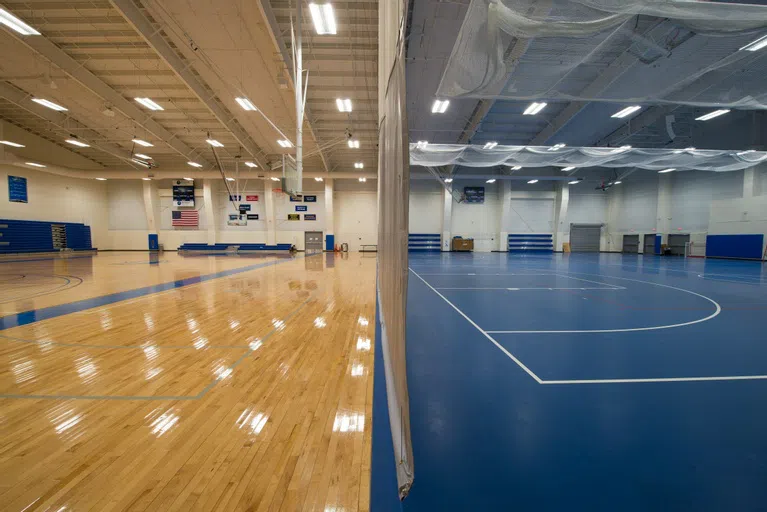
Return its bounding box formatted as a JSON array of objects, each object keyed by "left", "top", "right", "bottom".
[
  {"left": 0, "top": 251, "right": 376, "bottom": 511},
  {"left": 399, "top": 252, "right": 767, "bottom": 511}
]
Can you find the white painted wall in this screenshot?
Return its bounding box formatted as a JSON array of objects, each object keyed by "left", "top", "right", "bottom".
[
  {"left": 451, "top": 179, "right": 501, "bottom": 252},
  {"left": 335, "top": 179, "right": 378, "bottom": 250},
  {"left": 409, "top": 180, "right": 443, "bottom": 233}
]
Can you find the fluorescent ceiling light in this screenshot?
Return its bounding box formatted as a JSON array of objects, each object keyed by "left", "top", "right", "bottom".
[
  {"left": 658, "top": 168, "right": 676, "bottom": 173},
  {"left": 523, "top": 102, "right": 547, "bottom": 115},
  {"left": 235, "top": 97, "right": 257, "bottom": 111},
  {"left": 568, "top": 180, "right": 580, "bottom": 185},
  {"left": 548, "top": 143, "right": 566, "bottom": 151},
  {"left": 66, "top": 139, "right": 90, "bottom": 147},
  {"left": 134, "top": 153, "right": 151, "bottom": 159},
  {"left": 0, "top": 140, "right": 24, "bottom": 147},
  {"left": 354, "top": 162, "right": 364, "bottom": 169},
  {"left": 415, "top": 141, "right": 428, "bottom": 149},
  {"left": 95, "top": 178, "right": 107, "bottom": 181},
  {"left": 132, "top": 139, "right": 153, "bottom": 147},
  {"left": 25, "top": 162, "right": 46, "bottom": 168},
  {"left": 527, "top": 179, "right": 539, "bottom": 184},
  {"left": 135, "top": 97, "right": 164, "bottom": 111},
  {"left": 314, "top": 177, "right": 324, "bottom": 182},
  {"left": 444, "top": 178, "right": 453, "bottom": 183},
  {"left": 611, "top": 106, "right": 641, "bottom": 118},
  {"left": 613, "top": 180, "right": 622, "bottom": 184},
  {"left": 278, "top": 139, "right": 292, "bottom": 148},
  {"left": 561, "top": 166, "right": 576, "bottom": 171},
  {"left": 0, "top": 8, "right": 40, "bottom": 35},
  {"left": 131, "top": 158, "right": 150, "bottom": 167},
  {"left": 740, "top": 34, "right": 767, "bottom": 52},
  {"left": 32, "top": 98, "right": 67, "bottom": 111},
  {"left": 206, "top": 139, "right": 224, "bottom": 147},
  {"left": 483, "top": 142, "right": 498, "bottom": 149},
  {"left": 142, "top": 177, "right": 151, "bottom": 181},
  {"left": 187, "top": 161, "right": 202, "bottom": 168},
  {"left": 348, "top": 139, "right": 360, "bottom": 149},
  {"left": 486, "top": 178, "right": 496, "bottom": 183},
  {"left": 695, "top": 109, "right": 730, "bottom": 121},
  {"left": 244, "top": 161, "right": 258, "bottom": 168},
  {"left": 270, "top": 177, "right": 280, "bottom": 181},
  {"left": 183, "top": 177, "right": 193, "bottom": 181},
  {"left": 509, "top": 165, "right": 522, "bottom": 170},
  {"left": 225, "top": 177, "right": 235, "bottom": 181},
  {"left": 431, "top": 99, "right": 450, "bottom": 114},
  {"left": 336, "top": 98, "right": 352, "bottom": 112},
  {"left": 309, "top": 3, "right": 337, "bottom": 35},
  {"left": 358, "top": 177, "right": 367, "bottom": 182}
]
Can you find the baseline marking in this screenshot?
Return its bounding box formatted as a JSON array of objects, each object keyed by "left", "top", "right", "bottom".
[
  {"left": 541, "top": 375, "right": 767, "bottom": 385},
  {"left": 409, "top": 268, "right": 542, "bottom": 383}
]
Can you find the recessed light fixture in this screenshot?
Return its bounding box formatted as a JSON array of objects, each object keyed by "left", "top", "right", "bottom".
[
  {"left": 235, "top": 97, "right": 257, "bottom": 111},
  {"left": 135, "top": 97, "right": 164, "bottom": 111},
  {"left": 225, "top": 177, "right": 235, "bottom": 181},
  {"left": 278, "top": 139, "right": 293, "bottom": 148},
  {"left": 314, "top": 177, "right": 324, "bottom": 182},
  {"left": 66, "top": 138, "right": 90, "bottom": 147},
  {"left": 415, "top": 141, "right": 428, "bottom": 149},
  {"left": 658, "top": 168, "right": 676, "bottom": 174},
  {"left": 444, "top": 178, "right": 453, "bottom": 183},
  {"left": 431, "top": 99, "right": 450, "bottom": 114},
  {"left": 132, "top": 139, "right": 153, "bottom": 147},
  {"left": 336, "top": 98, "right": 352, "bottom": 112},
  {"left": 509, "top": 165, "right": 522, "bottom": 170},
  {"left": 696, "top": 109, "right": 730, "bottom": 121},
  {"left": 270, "top": 177, "right": 280, "bottom": 182},
  {"left": 131, "top": 158, "right": 150, "bottom": 167},
  {"left": 244, "top": 161, "right": 258, "bottom": 168},
  {"left": 486, "top": 178, "right": 496, "bottom": 183},
  {"left": 358, "top": 177, "right": 367, "bottom": 182},
  {"left": 95, "top": 178, "right": 107, "bottom": 181},
  {"left": 613, "top": 180, "right": 623, "bottom": 184},
  {"left": 134, "top": 153, "right": 151, "bottom": 159},
  {"left": 523, "top": 102, "right": 547, "bottom": 115},
  {"left": 548, "top": 143, "right": 566, "bottom": 151},
  {"left": 25, "top": 162, "right": 46, "bottom": 168},
  {"left": 32, "top": 98, "right": 67, "bottom": 111},
  {"left": 527, "top": 179, "right": 539, "bottom": 184},
  {"left": 187, "top": 161, "right": 203, "bottom": 168},
  {"left": 183, "top": 177, "right": 193, "bottom": 181},
  {"left": 206, "top": 139, "right": 224, "bottom": 147},
  {"left": 309, "top": 3, "right": 337, "bottom": 35},
  {"left": 740, "top": 34, "right": 767, "bottom": 52},
  {"left": 0, "top": 140, "right": 24, "bottom": 147},
  {"left": 568, "top": 180, "right": 580, "bottom": 185},
  {"left": 0, "top": 8, "right": 40, "bottom": 35},
  {"left": 483, "top": 142, "right": 498, "bottom": 149},
  {"left": 348, "top": 139, "right": 360, "bottom": 149},
  {"left": 611, "top": 106, "right": 641, "bottom": 118},
  {"left": 561, "top": 166, "right": 576, "bottom": 171},
  {"left": 354, "top": 162, "right": 364, "bottom": 169},
  {"left": 142, "top": 177, "right": 151, "bottom": 181}
]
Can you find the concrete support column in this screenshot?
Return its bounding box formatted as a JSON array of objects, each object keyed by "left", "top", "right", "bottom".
[
  {"left": 743, "top": 167, "right": 761, "bottom": 198},
  {"left": 552, "top": 183, "right": 570, "bottom": 252},
  {"left": 499, "top": 180, "right": 513, "bottom": 251},
  {"left": 265, "top": 182, "right": 277, "bottom": 245},
  {"left": 605, "top": 183, "right": 623, "bottom": 251},
  {"left": 324, "top": 178, "right": 334, "bottom": 250},
  {"left": 656, "top": 174, "right": 673, "bottom": 245},
  {"left": 441, "top": 187, "right": 453, "bottom": 251},
  {"left": 202, "top": 179, "right": 217, "bottom": 245}
]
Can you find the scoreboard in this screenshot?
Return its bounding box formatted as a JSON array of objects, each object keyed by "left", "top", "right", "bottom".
[{"left": 173, "top": 180, "right": 194, "bottom": 207}]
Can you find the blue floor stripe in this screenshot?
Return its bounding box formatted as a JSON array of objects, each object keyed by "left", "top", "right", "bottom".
[{"left": 0, "top": 255, "right": 305, "bottom": 330}]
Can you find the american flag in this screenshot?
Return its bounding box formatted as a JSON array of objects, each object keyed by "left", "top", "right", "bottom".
[{"left": 172, "top": 210, "right": 199, "bottom": 227}]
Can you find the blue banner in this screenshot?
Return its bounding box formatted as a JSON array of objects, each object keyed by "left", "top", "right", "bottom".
[
  {"left": 295, "top": 205, "right": 307, "bottom": 212},
  {"left": 8, "top": 176, "right": 27, "bottom": 203},
  {"left": 229, "top": 195, "right": 241, "bottom": 201}
]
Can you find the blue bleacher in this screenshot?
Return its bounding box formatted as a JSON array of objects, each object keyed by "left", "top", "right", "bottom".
[
  {"left": 508, "top": 233, "right": 553, "bottom": 253},
  {"left": 409, "top": 233, "right": 441, "bottom": 252},
  {"left": 178, "top": 243, "right": 293, "bottom": 252},
  {"left": 0, "top": 219, "right": 94, "bottom": 253}
]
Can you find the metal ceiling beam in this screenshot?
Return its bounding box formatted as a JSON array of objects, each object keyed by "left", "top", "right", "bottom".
[
  {"left": 0, "top": 80, "right": 139, "bottom": 166},
  {"left": 1, "top": 24, "right": 211, "bottom": 167},
  {"left": 594, "top": 105, "right": 678, "bottom": 147},
  {"left": 108, "top": 0, "right": 269, "bottom": 170}
]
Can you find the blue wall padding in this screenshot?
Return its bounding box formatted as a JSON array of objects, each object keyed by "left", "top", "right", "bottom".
[{"left": 706, "top": 234, "right": 764, "bottom": 260}]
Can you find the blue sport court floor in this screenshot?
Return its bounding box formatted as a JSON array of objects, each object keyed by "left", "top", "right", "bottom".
[{"left": 374, "top": 252, "right": 767, "bottom": 511}]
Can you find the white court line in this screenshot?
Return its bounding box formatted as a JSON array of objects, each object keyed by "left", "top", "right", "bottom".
[
  {"left": 435, "top": 287, "right": 622, "bottom": 291},
  {"left": 541, "top": 375, "right": 767, "bottom": 385},
  {"left": 551, "top": 273, "right": 624, "bottom": 289},
  {"left": 413, "top": 273, "right": 543, "bottom": 276},
  {"left": 409, "top": 267, "right": 543, "bottom": 383},
  {"left": 696, "top": 274, "right": 766, "bottom": 285}
]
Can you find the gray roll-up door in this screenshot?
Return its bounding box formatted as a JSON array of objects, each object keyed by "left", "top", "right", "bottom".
[
  {"left": 570, "top": 224, "right": 602, "bottom": 252},
  {"left": 667, "top": 234, "right": 690, "bottom": 256},
  {"left": 643, "top": 234, "right": 657, "bottom": 254},
  {"left": 622, "top": 234, "right": 639, "bottom": 253}
]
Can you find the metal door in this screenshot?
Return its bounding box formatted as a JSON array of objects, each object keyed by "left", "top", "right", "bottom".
[
  {"left": 304, "top": 231, "right": 323, "bottom": 252},
  {"left": 622, "top": 234, "right": 639, "bottom": 253},
  {"left": 643, "top": 234, "right": 657, "bottom": 254},
  {"left": 570, "top": 224, "right": 602, "bottom": 252},
  {"left": 667, "top": 234, "right": 690, "bottom": 256}
]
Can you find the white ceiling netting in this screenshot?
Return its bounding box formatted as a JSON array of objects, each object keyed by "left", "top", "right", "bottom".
[
  {"left": 410, "top": 144, "right": 767, "bottom": 172},
  {"left": 437, "top": 0, "right": 767, "bottom": 108}
]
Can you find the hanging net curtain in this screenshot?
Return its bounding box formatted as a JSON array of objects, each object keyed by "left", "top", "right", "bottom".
[
  {"left": 410, "top": 144, "right": 767, "bottom": 172},
  {"left": 436, "top": 0, "right": 767, "bottom": 108}
]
